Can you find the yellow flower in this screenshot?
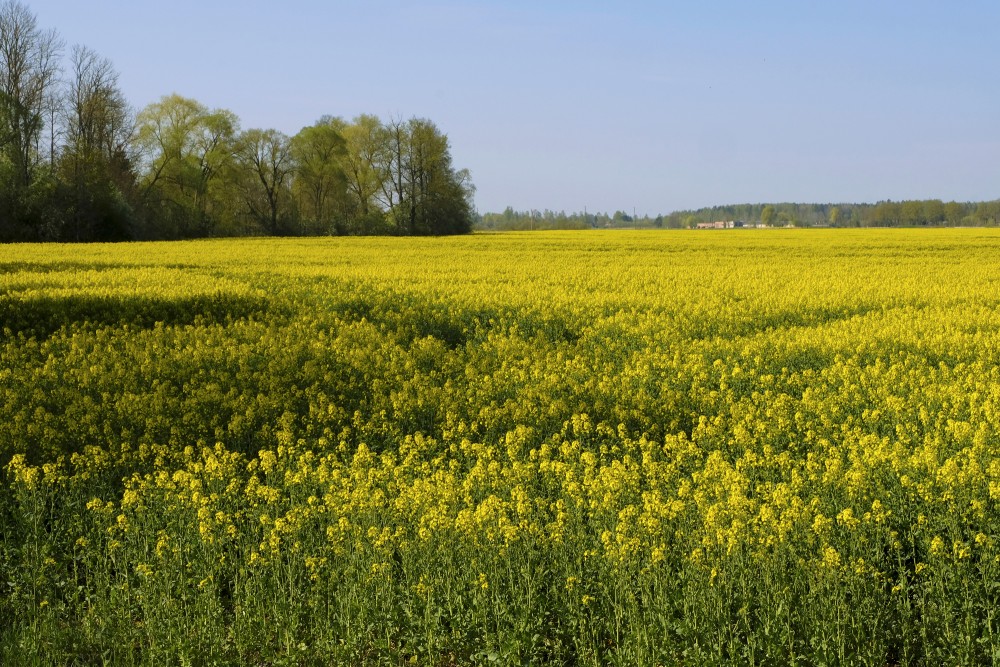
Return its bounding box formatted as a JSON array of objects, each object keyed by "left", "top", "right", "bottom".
[
  {"left": 929, "top": 536, "right": 945, "bottom": 556},
  {"left": 836, "top": 507, "right": 858, "bottom": 530},
  {"left": 812, "top": 513, "right": 832, "bottom": 536},
  {"left": 121, "top": 489, "right": 140, "bottom": 507},
  {"left": 156, "top": 533, "right": 171, "bottom": 558},
  {"left": 651, "top": 546, "right": 665, "bottom": 564},
  {"left": 821, "top": 546, "right": 841, "bottom": 569}
]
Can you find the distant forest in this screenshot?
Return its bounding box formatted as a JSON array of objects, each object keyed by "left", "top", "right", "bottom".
[
  {"left": 479, "top": 199, "right": 1000, "bottom": 232},
  {"left": 0, "top": 1, "right": 475, "bottom": 242}
]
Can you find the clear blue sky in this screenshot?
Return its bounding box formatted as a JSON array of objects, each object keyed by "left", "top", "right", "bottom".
[{"left": 30, "top": 1, "right": 1000, "bottom": 215}]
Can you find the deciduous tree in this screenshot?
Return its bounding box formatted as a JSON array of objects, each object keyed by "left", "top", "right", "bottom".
[
  {"left": 234, "top": 128, "right": 295, "bottom": 235},
  {"left": 341, "top": 115, "right": 387, "bottom": 219},
  {"left": 59, "top": 45, "right": 135, "bottom": 240},
  {"left": 760, "top": 205, "right": 775, "bottom": 227},
  {"left": 0, "top": 0, "right": 61, "bottom": 238},
  {"left": 290, "top": 116, "right": 347, "bottom": 234},
  {"left": 135, "top": 94, "right": 237, "bottom": 236}
]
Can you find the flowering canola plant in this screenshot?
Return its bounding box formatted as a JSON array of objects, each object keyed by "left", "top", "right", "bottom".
[{"left": 3, "top": 229, "right": 1000, "bottom": 665}]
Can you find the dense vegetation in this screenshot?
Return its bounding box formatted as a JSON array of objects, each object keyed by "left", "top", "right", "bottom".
[
  {"left": 664, "top": 200, "right": 1000, "bottom": 229},
  {"left": 4, "top": 230, "right": 1000, "bottom": 665},
  {"left": 0, "top": 1, "right": 474, "bottom": 243},
  {"left": 479, "top": 199, "right": 1000, "bottom": 231}
]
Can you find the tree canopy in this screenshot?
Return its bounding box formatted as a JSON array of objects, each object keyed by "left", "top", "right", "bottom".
[{"left": 0, "top": 2, "right": 475, "bottom": 242}]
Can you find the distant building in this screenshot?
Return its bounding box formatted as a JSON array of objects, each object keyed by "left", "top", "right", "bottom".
[{"left": 695, "top": 220, "right": 742, "bottom": 229}]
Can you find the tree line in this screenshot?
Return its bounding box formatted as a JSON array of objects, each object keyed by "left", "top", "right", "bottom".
[
  {"left": 0, "top": 1, "right": 475, "bottom": 242},
  {"left": 479, "top": 199, "right": 1000, "bottom": 232},
  {"left": 662, "top": 200, "right": 1000, "bottom": 229},
  {"left": 478, "top": 207, "right": 663, "bottom": 231}
]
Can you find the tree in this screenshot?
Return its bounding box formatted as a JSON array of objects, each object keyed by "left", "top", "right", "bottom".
[
  {"left": 922, "top": 199, "right": 945, "bottom": 225},
  {"left": 290, "top": 116, "right": 347, "bottom": 234},
  {"left": 943, "top": 201, "right": 965, "bottom": 226},
  {"left": 134, "top": 94, "right": 237, "bottom": 237},
  {"left": 975, "top": 200, "right": 1000, "bottom": 226},
  {"left": 0, "top": 0, "right": 61, "bottom": 238},
  {"left": 380, "top": 116, "right": 408, "bottom": 224},
  {"left": 828, "top": 206, "right": 841, "bottom": 227},
  {"left": 234, "top": 128, "right": 295, "bottom": 235},
  {"left": 868, "top": 201, "right": 898, "bottom": 226},
  {"left": 58, "top": 45, "right": 135, "bottom": 240},
  {"left": 388, "top": 118, "right": 473, "bottom": 235},
  {"left": 760, "top": 205, "right": 775, "bottom": 227},
  {"left": 340, "top": 114, "right": 389, "bottom": 232},
  {"left": 900, "top": 200, "right": 923, "bottom": 226}
]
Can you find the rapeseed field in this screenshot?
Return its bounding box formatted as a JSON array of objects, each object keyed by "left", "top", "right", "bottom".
[{"left": 3, "top": 230, "right": 1000, "bottom": 665}]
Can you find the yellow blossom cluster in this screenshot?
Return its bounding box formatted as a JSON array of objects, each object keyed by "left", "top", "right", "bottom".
[{"left": 3, "top": 230, "right": 1000, "bottom": 664}]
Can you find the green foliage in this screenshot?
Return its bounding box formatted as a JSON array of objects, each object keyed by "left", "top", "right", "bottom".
[
  {"left": 760, "top": 204, "right": 776, "bottom": 227},
  {"left": 477, "top": 208, "right": 649, "bottom": 231},
  {"left": 290, "top": 117, "right": 349, "bottom": 235},
  {"left": 0, "top": 5, "right": 474, "bottom": 242},
  {"left": 655, "top": 199, "right": 1000, "bottom": 229},
  {"left": 134, "top": 94, "right": 240, "bottom": 238}
]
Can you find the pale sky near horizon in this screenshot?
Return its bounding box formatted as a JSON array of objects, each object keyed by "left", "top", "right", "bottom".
[{"left": 27, "top": 1, "right": 1000, "bottom": 215}]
